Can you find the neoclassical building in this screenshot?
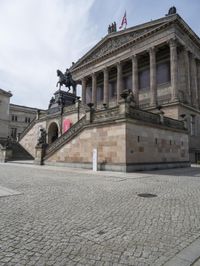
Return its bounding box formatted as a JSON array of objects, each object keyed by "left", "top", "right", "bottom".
[
  {"left": 12, "top": 9, "right": 194, "bottom": 171},
  {"left": 0, "top": 88, "right": 12, "bottom": 142},
  {"left": 70, "top": 10, "right": 200, "bottom": 162}
]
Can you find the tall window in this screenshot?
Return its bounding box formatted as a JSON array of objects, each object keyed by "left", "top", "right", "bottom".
[
  {"left": 97, "top": 86, "right": 103, "bottom": 102},
  {"left": 139, "top": 68, "right": 150, "bottom": 90},
  {"left": 86, "top": 87, "right": 92, "bottom": 103},
  {"left": 109, "top": 81, "right": 117, "bottom": 99},
  {"left": 123, "top": 75, "right": 132, "bottom": 91},
  {"left": 156, "top": 61, "right": 170, "bottom": 85}
]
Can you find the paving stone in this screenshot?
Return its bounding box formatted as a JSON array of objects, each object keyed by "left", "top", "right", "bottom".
[{"left": 1, "top": 164, "right": 200, "bottom": 265}]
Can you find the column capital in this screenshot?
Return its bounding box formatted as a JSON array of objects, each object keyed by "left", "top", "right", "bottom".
[
  {"left": 148, "top": 46, "right": 156, "bottom": 54},
  {"left": 169, "top": 38, "right": 177, "bottom": 48},
  {"left": 131, "top": 54, "right": 138, "bottom": 62},
  {"left": 91, "top": 72, "right": 97, "bottom": 78},
  {"left": 117, "top": 61, "right": 122, "bottom": 68},
  {"left": 103, "top": 67, "right": 108, "bottom": 73},
  {"left": 81, "top": 76, "right": 86, "bottom": 83}
]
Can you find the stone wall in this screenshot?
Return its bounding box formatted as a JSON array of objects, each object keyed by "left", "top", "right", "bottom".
[
  {"left": 45, "top": 118, "right": 189, "bottom": 171},
  {"left": 126, "top": 121, "right": 189, "bottom": 164},
  {"left": 45, "top": 123, "right": 126, "bottom": 167},
  {"left": 20, "top": 121, "right": 46, "bottom": 157},
  {"left": 0, "top": 92, "right": 10, "bottom": 139}
]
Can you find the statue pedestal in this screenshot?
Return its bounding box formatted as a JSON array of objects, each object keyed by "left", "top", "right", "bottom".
[
  {"left": 34, "top": 144, "right": 47, "bottom": 165},
  {"left": 48, "top": 90, "right": 77, "bottom": 114}
]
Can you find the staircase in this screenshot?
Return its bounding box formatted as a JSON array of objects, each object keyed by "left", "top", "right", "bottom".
[
  {"left": 44, "top": 115, "right": 88, "bottom": 160},
  {"left": 9, "top": 142, "right": 34, "bottom": 161}
]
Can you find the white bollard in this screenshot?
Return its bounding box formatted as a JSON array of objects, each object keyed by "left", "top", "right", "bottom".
[{"left": 92, "top": 148, "right": 98, "bottom": 171}]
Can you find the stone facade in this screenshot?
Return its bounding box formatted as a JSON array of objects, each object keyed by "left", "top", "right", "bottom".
[
  {"left": 18, "top": 10, "right": 193, "bottom": 171},
  {"left": 0, "top": 89, "right": 12, "bottom": 141},
  {"left": 9, "top": 104, "right": 38, "bottom": 140},
  {"left": 19, "top": 99, "right": 189, "bottom": 172},
  {"left": 70, "top": 12, "right": 200, "bottom": 163},
  {"left": 45, "top": 118, "right": 189, "bottom": 172}
]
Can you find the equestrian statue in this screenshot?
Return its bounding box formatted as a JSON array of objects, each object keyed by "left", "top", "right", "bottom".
[{"left": 56, "top": 68, "right": 76, "bottom": 95}]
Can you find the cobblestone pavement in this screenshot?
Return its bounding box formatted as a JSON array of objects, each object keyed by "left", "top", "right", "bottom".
[{"left": 1, "top": 164, "right": 200, "bottom": 266}]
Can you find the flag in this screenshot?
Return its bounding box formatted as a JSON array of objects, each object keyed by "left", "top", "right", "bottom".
[{"left": 119, "top": 11, "right": 127, "bottom": 29}]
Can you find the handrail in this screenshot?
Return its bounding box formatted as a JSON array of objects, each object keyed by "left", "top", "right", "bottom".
[{"left": 18, "top": 117, "right": 37, "bottom": 141}]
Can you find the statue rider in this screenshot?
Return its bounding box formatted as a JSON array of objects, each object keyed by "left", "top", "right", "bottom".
[{"left": 64, "top": 68, "right": 72, "bottom": 82}]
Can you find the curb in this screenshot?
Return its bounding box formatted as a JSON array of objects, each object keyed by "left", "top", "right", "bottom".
[{"left": 163, "top": 238, "right": 200, "bottom": 266}]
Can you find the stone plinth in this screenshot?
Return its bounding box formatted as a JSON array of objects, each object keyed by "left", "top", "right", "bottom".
[{"left": 34, "top": 144, "right": 47, "bottom": 165}]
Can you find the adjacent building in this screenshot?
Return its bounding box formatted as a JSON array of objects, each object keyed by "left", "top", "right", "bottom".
[
  {"left": 9, "top": 104, "right": 38, "bottom": 140},
  {"left": 0, "top": 88, "right": 12, "bottom": 141}
]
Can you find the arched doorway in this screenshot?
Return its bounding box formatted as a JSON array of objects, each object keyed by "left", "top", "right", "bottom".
[{"left": 48, "top": 122, "right": 59, "bottom": 144}]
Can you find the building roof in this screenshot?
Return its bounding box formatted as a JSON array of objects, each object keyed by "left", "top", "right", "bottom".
[
  {"left": 0, "top": 88, "right": 12, "bottom": 97},
  {"left": 70, "top": 13, "right": 200, "bottom": 74},
  {"left": 10, "top": 103, "right": 39, "bottom": 112}
]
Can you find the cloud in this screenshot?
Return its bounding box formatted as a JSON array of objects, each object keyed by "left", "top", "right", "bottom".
[{"left": 0, "top": 0, "right": 95, "bottom": 108}]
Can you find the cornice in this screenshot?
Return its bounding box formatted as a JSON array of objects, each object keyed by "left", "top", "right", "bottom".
[{"left": 71, "top": 21, "right": 175, "bottom": 75}]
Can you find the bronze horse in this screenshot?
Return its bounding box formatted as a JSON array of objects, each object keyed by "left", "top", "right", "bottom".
[{"left": 56, "top": 69, "right": 76, "bottom": 95}]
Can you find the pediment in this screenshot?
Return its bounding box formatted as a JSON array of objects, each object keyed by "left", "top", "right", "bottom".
[{"left": 71, "top": 16, "right": 177, "bottom": 70}]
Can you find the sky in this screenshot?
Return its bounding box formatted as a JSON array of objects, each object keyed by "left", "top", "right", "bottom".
[{"left": 0, "top": 0, "right": 199, "bottom": 109}]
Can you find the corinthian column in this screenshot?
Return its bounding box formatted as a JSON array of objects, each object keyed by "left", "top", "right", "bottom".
[
  {"left": 81, "top": 77, "right": 86, "bottom": 105},
  {"left": 170, "top": 39, "right": 178, "bottom": 101},
  {"left": 117, "top": 62, "right": 123, "bottom": 103},
  {"left": 103, "top": 67, "right": 109, "bottom": 106},
  {"left": 149, "top": 47, "right": 157, "bottom": 106},
  {"left": 132, "top": 55, "right": 139, "bottom": 107},
  {"left": 191, "top": 54, "right": 198, "bottom": 108},
  {"left": 92, "top": 73, "right": 97, "bottom": 107}
]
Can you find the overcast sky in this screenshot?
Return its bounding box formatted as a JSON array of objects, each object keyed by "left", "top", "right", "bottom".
[{"left": 0, "top": 0, "right": 199, "bottom": 109}]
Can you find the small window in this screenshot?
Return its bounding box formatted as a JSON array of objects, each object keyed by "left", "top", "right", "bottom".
[
  {"left": 12, "top": 115, "right": 17, "bottom": 121},
  {"left": 137, "top": 136, "right": 140, "bottom": 142},
  {"left": 155, "top": 138, "right": 158, "bottom": 144}
]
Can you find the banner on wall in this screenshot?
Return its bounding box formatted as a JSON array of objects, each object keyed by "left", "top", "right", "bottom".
[{"left": 63, "top": 119, "right": 72, "bottom": 133}]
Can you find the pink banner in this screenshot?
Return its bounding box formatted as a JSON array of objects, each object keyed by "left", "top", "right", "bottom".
[{"left": 63, "top": 119, "right": 72, "bottom": 133}]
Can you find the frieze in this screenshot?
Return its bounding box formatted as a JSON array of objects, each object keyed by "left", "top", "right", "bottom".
[{"left": 80, "top": 30, "right": 151, "bottom": 66}]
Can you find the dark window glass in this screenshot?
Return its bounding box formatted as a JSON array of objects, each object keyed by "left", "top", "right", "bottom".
[
  {"left": 97, "top": 86, "right": 103, "bottom": 102},
  {"left": 86, "top": 87, "right": 92, "bottom": 103},
  {"left": 156, "top": 61, "right": 170, "bottom": 85},
  {"left": 109, "top": 81, "right": 117, "bottom": 99},
  {"left": 139, "top": 68, "right": 150, "bottom": 90}
]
